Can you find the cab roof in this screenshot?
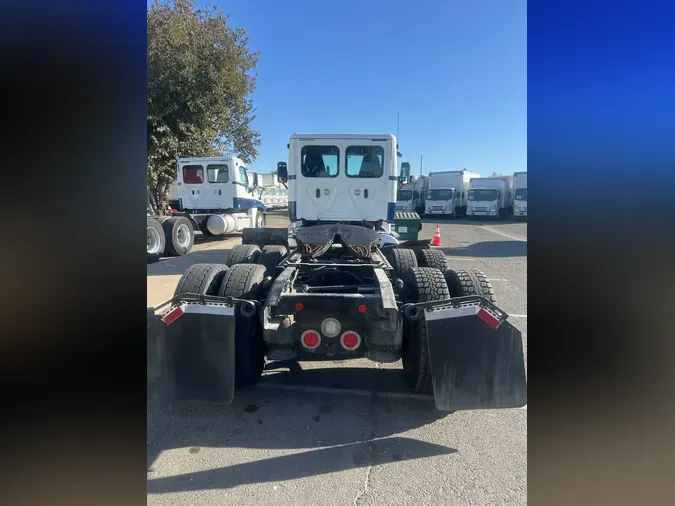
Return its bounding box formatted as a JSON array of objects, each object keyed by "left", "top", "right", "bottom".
[{"left": 290, "top": 133, "right": 396, "bottom": 141}]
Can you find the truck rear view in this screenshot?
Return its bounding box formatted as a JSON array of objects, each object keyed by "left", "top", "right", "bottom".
[{"left": 147, "top": 133, "right": 527, "bottom": 413}]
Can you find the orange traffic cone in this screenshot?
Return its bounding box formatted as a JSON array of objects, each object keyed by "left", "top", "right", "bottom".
[{"left": 431, "top": 224, "right": 442, "bottom": 246}]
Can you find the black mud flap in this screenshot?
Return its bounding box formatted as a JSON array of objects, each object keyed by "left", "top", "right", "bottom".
[
  {"left": 423, "top": 300, "right": 527, "bottom": 411},
  {"left": 148, "top": 302, "right": 237, "bottom": 404}
]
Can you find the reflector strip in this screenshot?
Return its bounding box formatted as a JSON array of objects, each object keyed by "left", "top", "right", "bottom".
[
  {"left": 162, "top": 305, "right": 185, "bottom": 325},
  {"left": 424, "top": 304, "right": 504, "bottom": 329},
  {"left": 477, "top": 308, "right": 501, "bottom": 329},
  {"left": 424, "top": 305, "right": 478, "bottom": 321},
  {"left": 182, "top": 305, "right": 235, "bottom": 316},
  {"left": 162, "top": 303, "right": 235, "bottom": 325}
]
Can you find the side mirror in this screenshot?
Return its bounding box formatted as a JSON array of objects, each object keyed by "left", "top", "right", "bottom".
[{"left": 277, "top": 162, "right": 288, "bottom": 183}]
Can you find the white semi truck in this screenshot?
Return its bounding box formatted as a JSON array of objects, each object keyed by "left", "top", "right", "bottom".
[
  {"left": 425, "top": 169, "right": 480, "bottom": 218},
  {"left": 173, "top": 156, "right": 266, "bottom": 236},
  {"left": 513, "top": 171, "right": 527, "bottom": 219},
  {"left": 148, "top": 133, "right": 527, "bottom": 413},
  {"left": 467, "top": 176, "right": 514, "bottom": 219}
]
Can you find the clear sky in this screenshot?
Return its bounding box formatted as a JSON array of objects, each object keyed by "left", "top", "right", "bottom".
[{"left": 152, "top": 0, "right": 526, "bottom": 176}]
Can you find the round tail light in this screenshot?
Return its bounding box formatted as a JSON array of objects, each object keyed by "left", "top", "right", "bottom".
[
  {"left": 340, "top": 331, "right": 361, "bottom": 350},
  {"left": 301, "top": 330, "right": 320, "bottom": 350}
]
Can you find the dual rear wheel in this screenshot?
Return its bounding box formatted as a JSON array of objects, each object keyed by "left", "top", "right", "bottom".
[{"left": 396, "top": 247, "right": 496, "bottom": 394}]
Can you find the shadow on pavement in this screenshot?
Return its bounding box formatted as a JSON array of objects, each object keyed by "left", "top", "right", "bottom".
[
  {"left": 261, "top": 362, "right": 412, "bottom": 394},
  {"left": 147, "top": 364, "right": 455, "bottom": 491},
  {"left": 441, "top": 240, "right": 526, "bottom": 258},
  {"left": 147, "top": 436, "right": 455, "bottom": 494},
  {"left": 421, "top": 216, "right": 524, "bottom": 226}
]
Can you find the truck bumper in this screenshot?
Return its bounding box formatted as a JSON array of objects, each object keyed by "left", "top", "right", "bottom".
[{"left": 403, "top": 296, "right": 527, "bottom": 411}]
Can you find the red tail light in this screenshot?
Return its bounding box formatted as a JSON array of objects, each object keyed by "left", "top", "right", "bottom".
[
  {"left": 295, "top": 302, "right": 304, "bottom": 312},
  {"left": 301, "top": 330, "right": 320, "bottom": 349},
  {"left": 357, "top": 304, "right": 368, "bottom": 314},
  {"left": 340, "top": 331, "right": 361, "bottom": 350}
]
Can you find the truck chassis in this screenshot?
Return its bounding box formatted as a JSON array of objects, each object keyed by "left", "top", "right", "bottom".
[{"left": 147, "top": 223, "right": 527, "bottom": 412}]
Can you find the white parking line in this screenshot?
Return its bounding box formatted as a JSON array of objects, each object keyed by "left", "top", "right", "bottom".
[
  {"left": 509, "top": 314, "right": 527, "bottom": 318},
  {"left": 480, "top": 225, "right": 527, "bottom": 242},
  {"left": 445, "top": 257, "right": 476, "bottom": 261},
  {"left": 486, "top": 278, "right": 509, "bottom": 282}
]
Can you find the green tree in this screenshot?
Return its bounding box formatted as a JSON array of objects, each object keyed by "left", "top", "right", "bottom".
[{"left": 147, "top": 0, "right": 260, "bottom": 206}]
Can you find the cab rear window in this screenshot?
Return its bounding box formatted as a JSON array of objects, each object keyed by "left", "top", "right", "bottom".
[
  {"left": 207, "top": 164, "right": 228, "bottom": 183},
  {"left": 183, "top": 165, "right": 204, "bottom": 184},
  {"left": 346, "top": 146, "right": 384, "bottom": 178}
]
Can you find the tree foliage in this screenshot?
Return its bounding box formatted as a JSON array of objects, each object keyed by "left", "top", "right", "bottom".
[{"left": 147, "top": 0, "right": 260, "bottom": 202}]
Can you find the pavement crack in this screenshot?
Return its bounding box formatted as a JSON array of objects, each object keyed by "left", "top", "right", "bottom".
[
  {"left": 353, "top": 462, "right": 373, "bottom": 505},
  {"left": 353, "top": 392, "right": 378, "bottom": 505}
]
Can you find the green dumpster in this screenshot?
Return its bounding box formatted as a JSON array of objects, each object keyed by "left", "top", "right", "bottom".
[{"left": 393, "top": 211, "right": 422, "bottom": 241}]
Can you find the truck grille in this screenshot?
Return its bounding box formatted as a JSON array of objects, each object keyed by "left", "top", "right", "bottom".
[
  {"left": 432, "top": 206, "right": 444, "bottom": 211},
  {"left": 473, "top": 207, "right": 488, "bottom": 212}
]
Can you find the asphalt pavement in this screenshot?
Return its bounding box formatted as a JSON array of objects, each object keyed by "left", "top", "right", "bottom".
[{"left": 147, "top": 212, "right": 527, "bottom": 506}]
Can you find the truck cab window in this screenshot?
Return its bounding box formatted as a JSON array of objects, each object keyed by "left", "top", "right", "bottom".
[
  {"left": 239, "top": 166, "right": 248, "bottom": 185},
  {"left": 301, "top": 145, "right": 339, "bottom": 178},
  {"left": 207, "top": 164, "right": 228, "bottom": 183},
  {"left": 346, "top": 146, "right": 384, "bottom": 178},
  {"left": 183, "top": 165, "right": 204, "bottom": 184}
]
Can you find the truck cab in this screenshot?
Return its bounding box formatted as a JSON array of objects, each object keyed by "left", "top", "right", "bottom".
[
  {"left": 396, "top": 175, "right": 426, "bottom": 215},
  {"left": 285, "top": 134, "right": 399, "bottom": 226},
  {"left": 513, "top": 171, "right": 527, "bottom": 219},
  {"left": 175, "top": 156, "right": 265, "bottom": 234},
  {"left": 467, "top": 176, "right": 514, "bottom": 219},
  {"left": 425, "top": 188, "right": 456, "bottom": 216}
]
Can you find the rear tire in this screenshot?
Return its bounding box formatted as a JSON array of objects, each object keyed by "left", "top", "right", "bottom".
[
  {"left": 443, "top": 268, "right": 496, "bottom": 303},
  {"left": 387, "top": 248, "right": 418, "bottom": 280},
  {"left": 227, "top": 244, "right": 261, "bottom": 266},
  {"left": 258, "top": 245, "right": 288, "bottom": 278},
  {"left": 174, "top": 263, "right": 230, "bottom": 297},
  {"left": 401, "top": 267, "right": 450, "bottom": 393},
  {"left": 147, "top": 217, "right": 165, "bottom": 264},
  {"left": 162, "top": 216, "right": 194, "bottom": 256},
  {"left": 218, "top": 264, "right": 267, "bottom": 387},
  {"left": 415, "top": 249, "right": 448, "bottom": 271}
]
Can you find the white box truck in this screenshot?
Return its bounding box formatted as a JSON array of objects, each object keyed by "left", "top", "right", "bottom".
[
  {"left": 425, "top": 169, "right": 480, "bottom": 218},
  {"left": 467, "top": 176, "right": 514, "bottom": 219},
  {"left": 260, "top": 172, "right": 280, "bottom": 187},
  {"left": 513, "top": 171, "right": 527, "bottom": 219},
  {"left": 396, "top": 175, "right": 427, "bottom": 215}
]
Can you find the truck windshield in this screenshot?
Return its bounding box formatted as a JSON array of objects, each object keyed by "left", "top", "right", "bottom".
[
  {"left": 397, "top": 190, "right": 413, "bottom": 201},
  {"left": 468, "top": 189, "right": 498, "bottom": 201},
  {"left": 426, "top": 189, "right": 453, "bottom": 201},
  {"left": 515, "top": 188, "right": 527, "bottom": 201}
]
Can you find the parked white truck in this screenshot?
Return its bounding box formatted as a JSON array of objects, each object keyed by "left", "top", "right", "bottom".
[
  {"left": 513, "top": 171, "right": 527, "bottom": 219},
  {"left": 467, "top": 176, "right": 514, "bottom": 219},
  {"left": 173, "top": 156, "right": 266, "bottom": 236},
  {"left": 424, "top": 169, "right": 480, "bottom": 218},
  {"left": 396, "top": 174, "right": 427, "bottom": 215}
]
